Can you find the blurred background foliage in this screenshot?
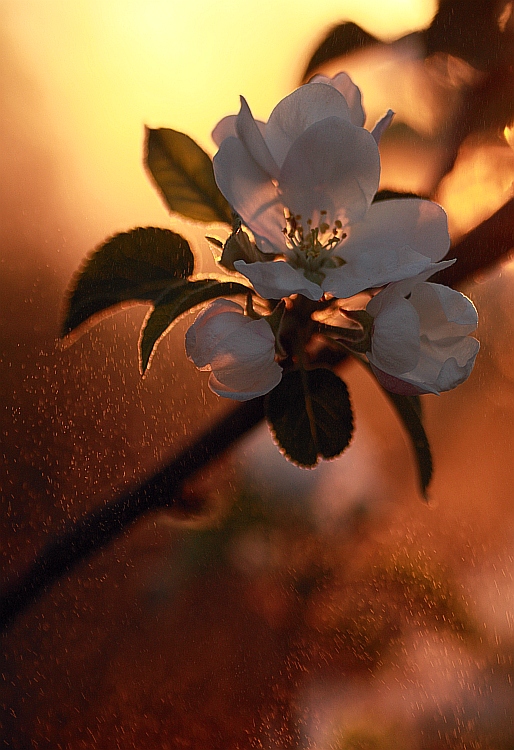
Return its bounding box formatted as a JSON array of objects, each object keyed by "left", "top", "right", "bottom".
[{"left": 3, "top": 0, "right": 514, "bottom": 747}]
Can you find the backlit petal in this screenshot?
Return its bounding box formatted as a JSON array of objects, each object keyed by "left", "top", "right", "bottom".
[
  {"left": 370, "top": 109, "right": 394, "bottom": 143},
  {"left": 265, "top": 83, "right": 352, "bottom": 167},
  {"left": 185, "top": 299, "right": 246, "bottom": 368},
  {"left": 323, "top": 251, "right": 452, "bottom": 300},
  {"left": 340, "top": 199, "right": 450, "bottom": 264},
  {"left": 208, "top": 318, "right": 283, "bottom": 399},
  {"left": 279, "top": 117, "right": 380, "bottom": 228},
  {"left": 369, "top": 365, "right": 431, "bottom": 395},
  {"left": 410, "top": 283, "right": 478, "bottom": 339},
  {"left": 236, "top": 97, "right": 280, "bottom": 179},
  {"left": 309, "top": 72, "right": 366, "bottom": 126},
  {"left": 213, "top": 136, "right": 285, "bottom": 249},
  {"left": 212, "top": 112, "right": 267, "bottom": 147},
  {"left": 234, "top": 260, "right": 323, "bottom": 300},
  {"left": 432, "top": 343, "right": 479, "bottom": 391},
  {"left": 368, "top": 295, "right": 420, "bottom": 373},
  {"left": 367, "top": 278, "right": 479, "bottom": 395},
  {"left": 212, "top": 115, "right": 237, "bottom": 146},
  {"left": 186, "top": 301, "right": 283, "bottom": 400}
]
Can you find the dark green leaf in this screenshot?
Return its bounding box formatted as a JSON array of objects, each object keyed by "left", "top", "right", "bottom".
[
  {"left": 139, "top": 279, "right": 250, "bottom": 373},
  {"left": 62, "top": 227, "right": 194, "bottom": 337},
  {"left": 265, "top": 368, "right": 353, "bottom": 467},
  {"left": 145, "top": 128, "right": 233, "bottom": 225},
  {"left": 383, "top": 391, "right": 432, "bottom": 499}
]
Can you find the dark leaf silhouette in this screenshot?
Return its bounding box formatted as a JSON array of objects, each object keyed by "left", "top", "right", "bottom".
[
  {"left": 62, "top": 228, "right": 194, "bottom": 337},
  {"left": 265, "top": 368, "right": 353, "bottom": 467}
]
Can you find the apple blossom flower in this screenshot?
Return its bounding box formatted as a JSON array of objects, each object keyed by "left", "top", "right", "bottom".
[
  {"left": 212, "top": 73, "right": 451, "bottom": 302},
  {"left": 185, "top": 298, "right": 282, "bottom": 400},
  {"left": 366, "top": 274, "right": 479, "bottom": 395}
]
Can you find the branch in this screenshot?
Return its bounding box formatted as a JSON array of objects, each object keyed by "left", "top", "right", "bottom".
[
  {"left": 432, "top": 196, "right": 514, "bottom": 288},
  {"left": 3, "top": 196, "right": 514, "bottom": 632},
  {"left": 0, "top": 397, "right": 265, "bottom": 632}
]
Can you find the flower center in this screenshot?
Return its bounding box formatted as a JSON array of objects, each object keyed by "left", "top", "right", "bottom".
[{"left": 282, "top": 210, "right": 346, "bottom": 284}]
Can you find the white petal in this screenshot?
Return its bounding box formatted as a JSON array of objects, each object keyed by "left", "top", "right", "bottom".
[
  {"left": 234, "top": 260, "right": 323, "bottom": 300},
  {"left": 420, "top": 334, "right": 479, "bottom": 370},
  {"left": 208, "top": 368, "right": 282, "bottom": 400},
  {"left": 396, "top": 339, "right": 479, "bottom": 395},
  {"left": 209, "top": 318, "right": 283, "bottom": 399},
  {"left": 368, "top": 294, "right": 420, "bottom": 373},
  {"left": 382, "top": 261, "right": 456, "bottom": 298},
  {"left": 433, "top": 342, "right": 479, "bottom": 391},
  {"left": 324, "top": 253, "right": 452, "bottom": 300},
  {"left": 410, "top": 283, "right": 478, "bottom": 339},
  {"left": 340, "top": 199, "right": 450, "bottom": 264},
  {"left": 265, "top": 83, "right": 352, "bottom": 167},
  {"left": 236, "top": 97, "right": 280, "bottom": 179},
  {"left": 213, "top": 317, "right": 276, "bottom": 363},
  {"left": 185, "top": 299, "right": 246, "bottom": 368},
  {"left": 213, "top": 136, "right": 285, "bottom": 250},
  {"left": 367, "top": 278, "right": 480, "bottom": 396},
  {"left": 371, "top": 109, "right": 394, "bottom": 143},
  {"left": 309, "top": 72, "right": 366, "bottom": 127},
  {"left": 212, "top": 112, "right": 267, "bottom": 147},
  {"left": 212, "top": 115, "right": 237, "bottom": 146},
  {"left": 369, "top": 364, "right": 431, "bottom": 395},
  {"left": 186, "top": 302, "right": 283, "bottom": 400},
  {"left": 279, "top": 117, "right": 380, "bottom": 229}
]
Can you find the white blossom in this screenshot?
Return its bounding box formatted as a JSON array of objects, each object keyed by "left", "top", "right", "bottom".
[
  {"left": 366, "top": 274, "right": 479, "bottom": 395},
  {"left": 212, "top": 73, "right": 451, "bottom": 301},
  {"left": 185, "top": 299, "right": 282, "bottom": 400}
]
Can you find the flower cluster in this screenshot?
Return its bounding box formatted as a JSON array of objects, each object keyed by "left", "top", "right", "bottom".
[{"left": 187, "top": 73, "right": 479, "bottom": 400}]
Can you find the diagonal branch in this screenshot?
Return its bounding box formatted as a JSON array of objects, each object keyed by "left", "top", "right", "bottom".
[
  {"left": 0, "top": 397, "right": 265, "bottom": 632},
  {"left": 2, "top": 197, "right": 514, "bottom": 632},
  {"left": 432, "top": 196, "right": 514, "bottom": 287}
]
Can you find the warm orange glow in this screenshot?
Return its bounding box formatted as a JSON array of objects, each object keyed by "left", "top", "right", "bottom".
[
  {"left": 3, "top": 0, "right": 435, "bottom": 249},
  {"left": 436, "top": 138, "right": 514, "bottom": 239},
  {"left": 10, "top": 5, "right": 514, "bottom": 748}
]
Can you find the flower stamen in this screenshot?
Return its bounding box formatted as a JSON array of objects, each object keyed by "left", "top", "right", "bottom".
[{"left": 282, "top": 209, "right": 346, "bottom": 283}]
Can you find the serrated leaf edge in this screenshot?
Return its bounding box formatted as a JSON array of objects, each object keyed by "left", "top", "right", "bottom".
[
  {"left": 138, "top": 278, "right": 252, "bottom": 376},
  {"left": 265, "top": 367, "right": 354, "bottom": 469}
]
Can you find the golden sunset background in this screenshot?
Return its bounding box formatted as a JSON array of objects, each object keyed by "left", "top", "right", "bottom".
[{"left": 3, "top": 1, "right": 514, "bottom": 748}]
